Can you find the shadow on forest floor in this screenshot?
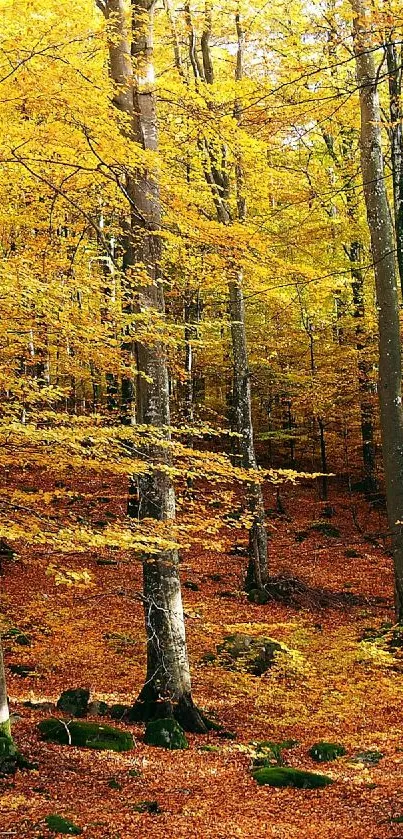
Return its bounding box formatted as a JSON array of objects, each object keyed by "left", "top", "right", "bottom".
[{"left": 265, "top": 575, "right": 388, "bottom": 610}]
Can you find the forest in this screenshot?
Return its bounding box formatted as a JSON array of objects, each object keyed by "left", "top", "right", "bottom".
[{"left": 2, "top": 0, "right": 403, "bottom": 835}]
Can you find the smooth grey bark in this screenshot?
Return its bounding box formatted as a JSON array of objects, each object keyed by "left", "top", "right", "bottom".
[
  {"left": 101, "top": 0, "right": 206, "bottom": 729},
  {"left": 0, "top": 640, "right": 11, "bottom": 739},
  {"left": 386, "top": 35, "right": 403, "bottom": 296},
  {"left": 322, "top": 120, "right": 377, "bottom": 489},
  {"left": 353, "top": 0, "right": 403, "bottom": 619}
]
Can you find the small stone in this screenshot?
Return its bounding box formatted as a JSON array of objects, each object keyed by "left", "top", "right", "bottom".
[
  {"left": 57, "top": 688, "right": 89, "bottom": 718},
  {"left": 350, "top": 750, "right": 384, "bottom": 765},
  {"left": 108, "top": 778, "right": 121, "bottom": 790},
  {"left": 133, "top": 800, "right": 160, "bottom": 814},
  {"left": 87, "top": 700, "right": 109, "bottom": 717}
]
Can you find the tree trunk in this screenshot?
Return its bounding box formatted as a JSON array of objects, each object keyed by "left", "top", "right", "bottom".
[
  {"left": 0, "top": 640, "right": 11, "bottom": 740},
  {"left": 101, "top": 0, "right": 206, "bottom": 730},
  {"left": 352, "top": 0, "right": 403, "bottom": 619},
  {"left": 184, "top": 8, "right": 269, "bottom": 589},
  {"left": 229, "top": 273, "right": 268, "bottom": 589},
  {"left": 386, "top": 36, "right": 403, "bottom": 296}
]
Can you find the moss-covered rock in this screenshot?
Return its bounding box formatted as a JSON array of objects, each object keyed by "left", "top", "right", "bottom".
[
  {"left": 252, "top": 739, "right": 298, "bottom": 767},
  {"left": 252, "top": 766, "right": 333, "bottom": 789},
  {"left": 309, "top": 742, "right": 346, "bottom": 762},
  {"left": 133, "top": 800, "right": 161, "bottom": 814},
  {"left": 45, "top": 814, "right": 82, "bottom": 835},
  {"left": 38, "top": 718, "right": 133, "bottom": 752},
  {"left": 109, "top": 703, "right": 130, "bottom": 720},
  {"left": 56, "top": 688, "right": 89, "bottom": 718},
  {"left": 144, "top": 718, "right": 188, "bottom": 750},
  {"left": 217, "top": 633, "right": 284, "bottom": 676}
]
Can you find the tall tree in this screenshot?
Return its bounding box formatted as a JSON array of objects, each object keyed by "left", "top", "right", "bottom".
[
  {"left": 98, "top": 0, "right": 206, "bottom": 730},
  {"left": 352, "top": 0, "right": 403, "bottom": 619},
  {"left": 176, "top": 3, "right": 269, "bottom": 590}
]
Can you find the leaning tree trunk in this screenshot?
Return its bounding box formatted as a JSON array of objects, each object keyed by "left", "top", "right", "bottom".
[
  {"left": 0, "top": 640, "right": 11, "bottom": 740},
  {"left": 100, "top": 0, "right": 206, "bottom": 730},
  {"left": 352, "top": 0, "right": 403, "bottom": 619}
]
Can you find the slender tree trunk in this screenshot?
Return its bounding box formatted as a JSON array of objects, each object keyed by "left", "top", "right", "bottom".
[
  {"left": 0, "top": 640, "right": 11, "bottom": 740},
  {"left": 353, "top": 0, "right": 403, "bottom": 619},
  {"left": 386, "top": 36, "right": 403, "bottom": 295},
  {"left": 184, "top": 7, "right": 268, "bottom": 589},
  {"left": 100, "top": 0, "right": 206, "bottom": 730}
]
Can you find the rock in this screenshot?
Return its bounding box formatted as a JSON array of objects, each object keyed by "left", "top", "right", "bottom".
[
  {"left": 9, "top": 663, "right": 37, "bottom": 677},
  {"left": 247, "top": 588, "right": 270, "bottom": 605},
  {"left": 144, "top": 718, "right": 188, "bottom": 750},
  {"left": 108, "top": 778, "right": 122, "bottom": 790},
  {"left": 4, "top": 627, "right": 31, "bottom": 646},
  {"left": 23, "top": 700, "right": 55, "bottom": 712},
  {"left": 96, "top": 559, "right": 118, "bottom": 567},
  {"left": 229, "top": 544, "right": 249, "bottom": 557},
  {"left": 184, "top": 581, "right": 199, "bottom": 591},
  {"left": 309, "top": 742, "right": 346, "bottom": 762},
  {"left": 44, "top": 814, "right": 82, "bottom": 835},
  {"left": 128, "top": 767, "right": 141, "bottom": 777},
  {"left": 38, "top": 718, "right": 134, "bottom": 752},
  {"left": 200, "top": 744, "right": 219, "bottom": 752},
  {"left": 350, "top": 750, "right": 383, "bottom": 765},
  {"left": 217, "top": 633, "right": 284, "bottom": 676},
  {"left": 87, "top": 700, "right": 109, "bottom": 717},
  {"left": 133, "top": 800, "right": 161, "bottom": 814},
  {"left": 109, "top": 703, "right": 130, "bottom": 721},
  {"left": 252, "top": 766, "right": 333, "bottom": 789},
  {"left": 57, "top": 688, "right": 89, "bottom": 718}
]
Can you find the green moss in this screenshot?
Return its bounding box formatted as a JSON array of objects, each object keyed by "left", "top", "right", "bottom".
[
  {"left": 45, "top": 815, "right": 82, "bottom": 835},
  {"left": 144, "top": 718, "right": 188, "bottom": 750},
  {"left": 252, "top": 766, "right": 333, "bottom": 789},
  {"left": 109, "top": 704, "right": 130, "bottom": 720},
  {"left": 38, "top": 718, "right": 133, "bottom": 752},
  {"left": 0, "top": 719, "right": 12, "bottom": 740},
  {"left": 309, "top": 742, "right": 346, "bottom": 762},
  {"left": 200, "top": 744, "right": 219, "bottom": 752},
  {"left": 0, "top": 734, "right": 18, "bottom": 776}
]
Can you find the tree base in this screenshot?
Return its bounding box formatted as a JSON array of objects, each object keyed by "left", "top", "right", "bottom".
[{"left": 128, "top": 689, "right": 209, "bottom": 734}]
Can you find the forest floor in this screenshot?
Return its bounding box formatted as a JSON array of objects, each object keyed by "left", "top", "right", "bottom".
[{"left": 1, "top": 468, "right": 403, "bottom": 839}]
